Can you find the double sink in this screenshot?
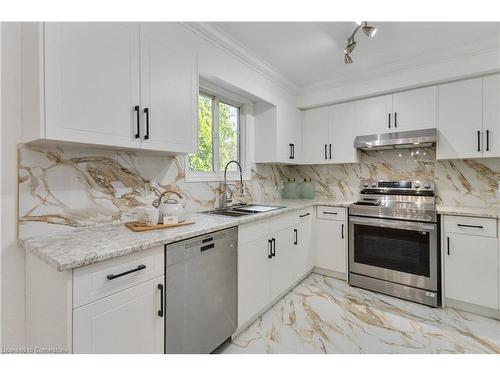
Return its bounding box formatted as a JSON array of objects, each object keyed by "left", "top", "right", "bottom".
[{"left": 204, "top": 204, "right": 285, "bottom": 217}]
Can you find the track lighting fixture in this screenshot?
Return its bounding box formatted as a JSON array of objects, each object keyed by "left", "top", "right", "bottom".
[{"left": 344, "top": 21, "right": 377, "bottom": 64}]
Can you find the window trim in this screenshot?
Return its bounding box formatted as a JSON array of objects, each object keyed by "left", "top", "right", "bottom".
[{"left": 185, "top": 89, "right": 250, "bottom": 183}]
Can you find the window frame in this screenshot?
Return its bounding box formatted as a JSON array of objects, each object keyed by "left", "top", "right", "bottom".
[{"left": 185, "top": 87, "right": 250, "bottom": 183}]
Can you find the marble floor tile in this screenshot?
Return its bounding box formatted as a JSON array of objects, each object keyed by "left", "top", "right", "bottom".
[{"left": 220, "top": 273, "right": 500, "bottom": 354}]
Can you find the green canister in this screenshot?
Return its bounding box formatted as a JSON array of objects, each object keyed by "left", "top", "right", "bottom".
[
  {"left": 283, "top": 178, "right": 300, "bottom": 199},
  {"left": 300, "top": 177, "right": 315, "bottom": 199}
]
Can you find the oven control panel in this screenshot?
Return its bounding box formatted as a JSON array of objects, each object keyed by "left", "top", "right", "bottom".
[{"left": 361, "top": 180, "right": 434, "bottom": 192}]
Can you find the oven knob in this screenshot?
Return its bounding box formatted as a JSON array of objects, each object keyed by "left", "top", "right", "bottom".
[
  {"left": 363, "top": 182, "right": 369, "bottom": 188},
  {"left": 371, "top": 182, "right": 377, "bottom": 187},
  {"left": 414, "top": 182, "right": 421, "bottom": 188},
  {"left": 423, "top": 182, "right": 431, "bottom": 189}
]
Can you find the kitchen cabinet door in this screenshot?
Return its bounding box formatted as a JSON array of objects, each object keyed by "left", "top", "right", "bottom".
[
  {"left": 73, "top": 276, "right": 164, "bottom": 354},
  {"left": 437, "top": 78, "right": 483, "bottom": 159},
  {"left": 269, "top": 229, "right": 295, "bottom": 301},
  {"left": 139, "top": 23, "right": 198, "bottom": 153},
  {"left": 444, "top": 233, "right": 499, "bottom": 309},
  {"left": 316, "top": 219, "right": 347, "bottom": 279},
  {"left": 292, "top": 215, "right": 314, "bottom": 281},
  {"left": 392, "top": 86, "right": 437, "bottom": 131},
  {"left": 280, "top": 106, "right": 302, "bottom": 163},
  {"left": 301, "top": 107, "right": 330, "bottom": 163},
  {"left": 44, "top": 23, "right": 141, "bottom": 149},
  {"left": 483, "top": 74, "right": 500, "bottom": 157},
  {"left": 355, "top": 94, "right": 393, "bottom": 135},
  {"left": 238, "top": 236, "right": 271, "bottom": 328},
  {"left": 329, "top": 101, "right": 360, "bottom": 163}
]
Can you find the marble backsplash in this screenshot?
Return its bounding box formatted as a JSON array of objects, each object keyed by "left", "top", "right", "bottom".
[{"left": 18, "top": 144, "right": 499, "bottom": 236}]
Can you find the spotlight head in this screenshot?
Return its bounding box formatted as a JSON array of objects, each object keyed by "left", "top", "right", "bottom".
[
  {"left": 344, "top": 54, "right": 353, "bottom": 64},
  {"left": 362, "top": 22, "right": 377, "bottom": 37}
]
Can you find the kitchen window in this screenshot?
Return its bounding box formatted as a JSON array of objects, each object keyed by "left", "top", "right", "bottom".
[{"left": 186, "top": 90, "right": 248, "bottom": 182}]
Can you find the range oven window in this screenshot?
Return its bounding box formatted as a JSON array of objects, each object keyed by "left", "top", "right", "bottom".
[{"left": 353, "top": 224, "right": 430, "bottom": 277}]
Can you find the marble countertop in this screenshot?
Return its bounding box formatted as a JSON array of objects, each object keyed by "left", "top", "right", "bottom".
[
  {"left": 436, "top": 205, "right": 500, "bottom": 219},
  {"left": 20, "top": 199, "right": 353, "bottom": 271}
]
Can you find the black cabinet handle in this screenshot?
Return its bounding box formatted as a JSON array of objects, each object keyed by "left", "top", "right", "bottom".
[
  {"left": 202, "top": 237, "right": 213, "bottom": 243},
  {"left": 107, "top": 264, "right": 146, "bottom": 280},
  {"left": 158, "top": 284, "right": 164, "bottom": 317},
  {"left": 271, "top": 238, "right": 276, "bottom": 257},
  {"left": 486, "top": 130, "right": 490, "bottom": 151},
  {"left": 341, "top": 224, "right": 344, "bottom": 239},
  {"left": 324, "top": 144, "right": 327, "bottom": 159},
  {"left": 394, "top": 112, "right": 397, "bottom": 128},
  {"left": 144, "top": 108, "right": 150, "bottom": 140},
  {"left": 268, "top": 239, "right": 273, "bottom": 259},
  {"left": 329, "top": 144, "right": 332, "bottom": 159},
  {"left": 134, "top": 105, "right": 140, "bottom": 139},
  {"left": 299, "top": 212, "right": 310, "bottom": 218},
  {"left": 294, "top": 229, "right": 298, "bottom": 245},
  {"left": 477, "top": 130, "right": 481, "bottom": 152},
  {"left": 457, "top": 224, "right": 484, "bottom": 229},
  {"left": 323, "top": 211, "right": 338, "bottom": 215},
  {"left": 388, "top": 113, "right": 391, "bottom": 129},
  {"left": 201, "top": 243, "right": 215, "bottom": 252},
  {"left": 292, "top": 144, "right": 295, "bottom": 159},
  {"left": 447, "top": 236, "right": 450, "bottom": 255}
]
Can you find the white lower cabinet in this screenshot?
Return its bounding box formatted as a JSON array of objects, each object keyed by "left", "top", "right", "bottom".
[
  {"left": 315, "top": 206, "right": 347, "bottom": 279},
  {"left": 237, "top": 208, "right": 314, "bottom": 330},
  {"left": 73, "top": 276, "right": 164, "bottom": 354},
  {"left": 443, "top": 215, "right": 499, "bottom": 311}
]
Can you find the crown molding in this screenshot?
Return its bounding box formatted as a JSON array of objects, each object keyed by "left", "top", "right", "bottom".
[
  {"left": 301, "top": 35, "right": 500, "bottom": 94},
  {"left": 183, "top": 22, "right": 299, "bottom": 94}
]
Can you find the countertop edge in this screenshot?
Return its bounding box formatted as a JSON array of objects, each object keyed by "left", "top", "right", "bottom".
[{"left": 20, "top": 201, "right": 352, "bottom": 272}]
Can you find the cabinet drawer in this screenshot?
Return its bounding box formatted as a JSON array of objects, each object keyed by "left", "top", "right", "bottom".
[
  {"left": 73, "top": 246, "right": 164, "bottom": 308},
  {"left": 444, "top": 216, "right": 497, "bottom": 237},
  {"left": 316, "top": 206, "right": 346, "bottom": 221},
  {"left": 239, "top": 211, "right": 299, "bottom": 245}
]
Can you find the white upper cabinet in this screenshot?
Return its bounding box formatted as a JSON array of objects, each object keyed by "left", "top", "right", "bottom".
[
  {"left": 254, "top": 103, "right": 302, "bottom": 164},
  {"left": 483, "top": 74, "right": 500, "bottom": 157},
  {"left": 25, "top": 23, "right": 199, "bottom": 153},
  {"left": 139, "top": 23, "right": 198, "bottom": 153},
  {"left": 301, "top": 107, "right": 330, "bottom": 164},
  {"left": 328, "top": 102, "right": 360, "bottom": 164},
  {"left": 356, "top": 94, "right": 393, "bottom": 135},
  {"left": 437, "top": 78, "right": 484, "bottom": 159},
  {"left": 392, "top": 86, "right": 437, "bottom": 131},
  {"left": 44, "top": 23, "right": 142, "bottom": 149}
]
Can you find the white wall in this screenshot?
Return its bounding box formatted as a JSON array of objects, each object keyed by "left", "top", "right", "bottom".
[
  {"left": 298, "top": 49, "right": 500, "bottom": 108},
  {"left": 1, "top": 22, "right": 25, "bottom": 349}
]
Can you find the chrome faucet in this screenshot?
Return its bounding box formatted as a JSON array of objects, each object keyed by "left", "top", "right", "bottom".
[{"left": 219, "top": 160, "right": 245, "bottom": 209}]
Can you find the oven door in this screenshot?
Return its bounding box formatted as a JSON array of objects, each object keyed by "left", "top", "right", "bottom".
[{"left": 349, "top": 216, "right": 437, "bottom": 291}]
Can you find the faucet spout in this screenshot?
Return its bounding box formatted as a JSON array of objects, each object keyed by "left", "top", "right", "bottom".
[{"left": 220, "top": 160, "right": 244, "bottom": 209}]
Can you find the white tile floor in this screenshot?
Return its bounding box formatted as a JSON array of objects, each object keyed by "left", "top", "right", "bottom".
[{"left": 220, "top": 273, "right": 500, "bottom": 354}]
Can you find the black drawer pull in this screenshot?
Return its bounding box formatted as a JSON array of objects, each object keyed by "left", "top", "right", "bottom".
[
  {"left": 324, "top": 144, "right": 327, "bottom": 159},
  {"left": 158, "top": 284, "right": 164, "bottom": 317},
  {"left": 323, "top": 211, "right": 338, "bottom": 215},
  {"left": 457, "top": 224, "right": 484, "bottom": 229},
  {"left": 299, "top": 213, "right": 310, "bottom": 218},
  {"left": 268, "top": 239, "right": 273, "bottom": 259},
  {"left": 329, "top": 144, "right": 332, "bottom": 159},
  {"left": 341, "top": 224, "right": 344, "bottom": 239},
  {"left": 294, "top": 229, "right": 298, "bottom": 245},
  {"left": 202, "top": 237, "right": 213, "bottom": 243},
  {"left": 201, "top": 243, "right": 215, "bottom": 252},
  {"left": 107, "top": 264, "right": 146, "bottom": 280},
  {"left": 447, "top": 236, "right": 450, "bottom": 255},
  {"left": 271, "top": 238, "right": 276, "bottom": 257},
  {"left": 477, "top": 130, "right": 481, "bottom": 152},
  {"left": 486, "top": 130, "right": 490, "bottom": 151}
]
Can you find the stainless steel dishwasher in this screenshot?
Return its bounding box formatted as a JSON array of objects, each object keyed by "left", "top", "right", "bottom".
[{"left": 165, "top": 227, "right": 238, "bottom": 354}]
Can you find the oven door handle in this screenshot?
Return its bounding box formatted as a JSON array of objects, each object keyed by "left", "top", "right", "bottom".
[{"left": 349, "top": 216, "right": 436, "bottom": 231}]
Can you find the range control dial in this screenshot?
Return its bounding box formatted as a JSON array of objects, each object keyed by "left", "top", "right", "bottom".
[
  {"left": 363, "top": 182, "right": 369, "bottom": 188},
  {"left": 371, "top": 182, "right": 377, "bottom": 188},
  {"left": 414, "top": 182, "right": 421, "bottom": 188},
  {"left": 423, "top": 182, "right": 431, "bottom": 189}
]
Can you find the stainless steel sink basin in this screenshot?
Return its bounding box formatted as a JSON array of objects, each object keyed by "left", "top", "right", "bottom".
[{"left": 204, "top": 204, "right": 285, "bottom": 217}]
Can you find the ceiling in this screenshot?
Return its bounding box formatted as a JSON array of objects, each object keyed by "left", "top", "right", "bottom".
[{"left": 210, "top": 22, "right": 500, "bottom": 90}]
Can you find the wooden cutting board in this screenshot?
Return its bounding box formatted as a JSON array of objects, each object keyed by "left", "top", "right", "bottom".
[{"left": 125, "top": 221, "right": 195, "bottom": 232}]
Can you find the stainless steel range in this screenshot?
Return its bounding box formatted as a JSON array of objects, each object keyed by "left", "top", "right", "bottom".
[{"left": 349, "top": 180, "right": 439, "bottom": 307}]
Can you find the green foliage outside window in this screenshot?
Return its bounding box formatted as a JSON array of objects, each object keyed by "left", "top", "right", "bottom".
[{"left": 189, "top": 94, "right": 239, "bottom": 173}]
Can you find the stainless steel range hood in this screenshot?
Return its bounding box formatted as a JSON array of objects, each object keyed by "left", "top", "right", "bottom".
[{"left": 353, "top": 128, "right": 437, "bottom": 150}]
